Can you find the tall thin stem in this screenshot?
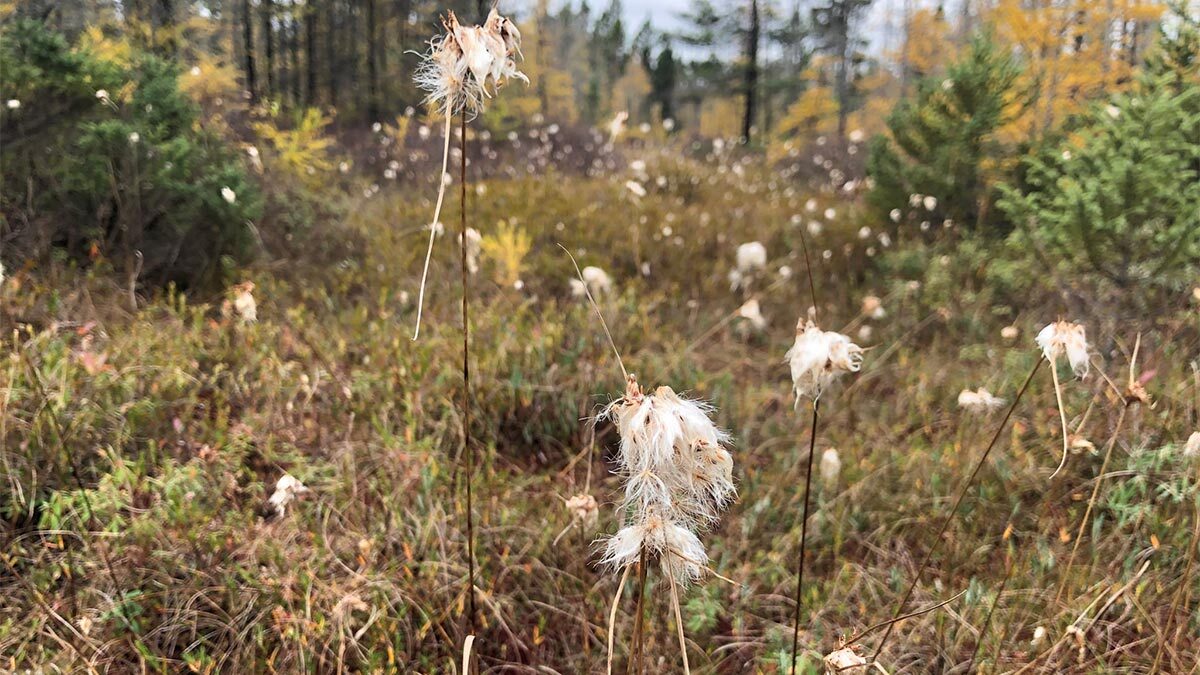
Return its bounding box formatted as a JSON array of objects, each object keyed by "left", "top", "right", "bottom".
[
  {"left": 26, "top": 363, "right": 131, "bottom": 631},
  {"left": 460, "top": 112, "right": 478, "bottom": 632},
  {"left": 1054, "top": 404, "right": 1129, "bottom": 605},
  {"left": 412, "top": 111, "right": 454, "bottom": 340},
  {"left": 666, "top": 550, "right": 691, "bottom": 674},
  {"left": 628, "top": 548, "right": 649, "bottom": 675},
  {"left": 796, "top": 223, "right": 819, "bottom": 321},
  {"left": 1049, "top": 360, "right": 1070, "bottom": 479},
  {"left": 872, "top": 358, "right": 1042, "bottom": 663},
  {"left": 966, "top": 547, "right": 1014, "bottom": 673},
  {"left": 607, "top": 564, "right": 633, "bottom": 675},
  {"left": 789, "top": 399, "right": 820, "bottom": 675},
  {"left": 1151, "top": 477, "right": 1200, "bottom": 673}
]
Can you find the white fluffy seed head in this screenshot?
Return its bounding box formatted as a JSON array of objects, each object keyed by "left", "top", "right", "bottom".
[
  {"left": 1184, "top": 432, "right": 1200, "bottom": 459},
  {"left": 736, "top": 298, "right": 767, "bottom": 332},
  {"left": 957, "top": 388, "right": 1006, "bottom": 414},
  {"left": 823, "top": 647, "right": 868, "bottom": 673},
  {"left": 414, "top": 9, "right": 527, "bottom": 117},
  {"left": 598, "top": 376, "right": 733, "bottom": 587},
  {"left": 564, "top": 493, "right": 599, "bottom": 529},
  {"left": 460, "top": 227, "right": 482, "bottom": 274},
  {"left": 1036, "top": 321, "right": 1089, "bottom": 377},
  {"left": 819, "top": 447, "right": 842, "bottom": 488},
  {"left": 735, "top": 241, "right": 767, "bottom": 273},
  {"left": 268, "top": 473, "right": 309, "bottom": 517},
  {"left": 785, "top": 320, "right": 864, "bottom": 404},
  {"left": 571, "top": 265, "right": 613, "bottom": 298}
]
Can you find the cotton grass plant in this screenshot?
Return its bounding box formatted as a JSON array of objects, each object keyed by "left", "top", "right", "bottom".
[
  {"left": 558, "top": 247, "right": 735, "bottom": 675},
  {"left": 785, "top": 317, "right": 863, "bottom": 674},
  {"left": 409, "top": 6, "right": 527, "bottom": 662},
  {"left": 783, "top": 215, "right": 864, "bottom": 673}
]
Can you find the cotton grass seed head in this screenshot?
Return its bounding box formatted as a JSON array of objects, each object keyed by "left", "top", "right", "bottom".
[
  {"left": 570, "top": 265, "right": 613, "bottom": 298},
  {"left": 823, "top": 647, "right": 868, "bottom": 673},
  {"left": 232, "top": 281, "right": 257, "bottom": 323},
  {"left": 957, "top": 388, "right": 1005, "bottom": 414},
  {"left": 819, "top": 447, "right": 842, "bottom": 488},
  {"left": 415, "top": 9, "right": 527, "bottom": 117},
  {"left": 785, "top": 320, "right": 864, "bottom": 404},
  {"left": 460, "top": 227, "right": 482, "bottom": 274},
  {"left": 1037, "top": 320, "right": 1089, "bottom": 377},
  {"left": 268, "top": 473, "right": 309, "bottom": 518},
  {"left": 564, "top": 493, "right": 599, "bottom": 529},
  {"left": 1184, "top": 432, "right": 1200, "bottom": 459},
  {"left": 736, "top": 299, "right": 767, "bottom": 332},
  {"left": 599, "top": 375, "right": 735, "bottom": 585},
  {"left": 735, "top": 241, "right": 767, "bottom": 273}
]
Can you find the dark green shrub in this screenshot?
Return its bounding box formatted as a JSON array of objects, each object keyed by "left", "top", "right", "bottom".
[
  {"left": 998, "top": 8, "right": 1200, "bottom": 301},
  {"left": 867, "top": 33, "right": 1026, "bottom": 232},
  {"left": 1, "top": 20, "right": 261, "bottom": 288}
]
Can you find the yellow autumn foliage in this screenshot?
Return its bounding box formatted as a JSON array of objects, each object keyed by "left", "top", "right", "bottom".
[
  {"left": 253, "top": 108, "right": 336, "bottom": 190},
  {"left": 480, "top": 220, "right": 532, "bottom": 288}
]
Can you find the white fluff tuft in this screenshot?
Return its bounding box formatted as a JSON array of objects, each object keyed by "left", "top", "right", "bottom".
[
  {"left": 1036, "top": 321, "right": 1089, "bottom": 377},
  {"left": 598, "top": 376, "right": 735, "bottom": 589},
  {"left": 785, "top": 320, "right": 864, "bottom": 404}
]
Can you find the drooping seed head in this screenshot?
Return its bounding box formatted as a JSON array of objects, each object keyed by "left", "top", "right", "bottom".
[
  {"left": 415, "top": 9, "right": 527, "bottom": 117},
  {"left": 785, "top": 319, "right": 864, "bottom": 404},
  {"left": 1036, "top": 320, "right": 1089, "bottom": 377}
]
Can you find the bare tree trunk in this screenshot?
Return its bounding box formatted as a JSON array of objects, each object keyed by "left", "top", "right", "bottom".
[
  {"left": 242, "top": 0, "right": 257, "bottom": 101},
  {"left": 835, "top": 5, "right": 849, "bottom": 141},
  {"left": 306, "top": 2, "right": 318, "bottom": 106},
  {"left": 326, "top": 0, "right": 338, "bottom": 107},
  {"left": 289, "top": 3, "right": 301, "bottom": 105},
  {"left": 537, "top": 0, "right": 550, "bottom": 116},
  {"left": 262, "top": 0, "right": 276, "bottom": 99},
  {"left": 366, "top": 0, "right": 380, "bottom": 120},
  {"left": 742, "top": 0, "right": 759, "bottom": 143}
]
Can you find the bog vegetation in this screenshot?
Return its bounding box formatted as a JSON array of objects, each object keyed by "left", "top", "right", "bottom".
[{"left": 2, "top": 1, "right": 1200, "bottom": 673}]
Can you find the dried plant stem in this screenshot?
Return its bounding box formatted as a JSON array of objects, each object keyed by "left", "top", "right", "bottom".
[
  {"left": 628, "top": 549, "right": 649, "bottom": 675},
  {"left": 1151, "top": 483, "right": 1200, "bottom": 673},
  {"left": 789, "top": 399, "right": 820, "bottom": 675},
  {"left": 844, "top": 589, "right": 968, "bottom": 646},
  {"left": 461, "top": 634, "right": 476, "bottom": 674},
  {"left": 607, "top": 564, "right": 633, "bottom": 675},
  {"left": 796, "top": 218, "right": 819, "bottom": 320},
  {"left": 1049, "top": 359, "right": 1070, "bottom": 479},
  {"left": 871, "top": 359, "right": 1042, "bottom": 663},
  {"left": 559, "top": 244, "right": 628, "bottom": 380},
  {"left": 666, "top": 550, "right": 691, "bottom": 674},
  {"left": 412, "top": 111, "right": 454, "bottom": 340},
  {"left": 1054, "top": 404, "right": 1129, "bottom": 606},
  {"left": 459, "top": 112, "right": 478, "bottom": 633},
  {"left": 965, "top": 549, "right": 1014, "bottom": 673}
]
